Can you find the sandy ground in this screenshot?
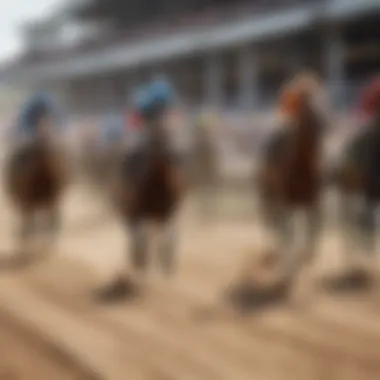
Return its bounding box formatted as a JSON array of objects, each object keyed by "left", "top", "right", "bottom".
[
  {"left": 0, "top": 179, "right": 380, "bottom": 380},
  {"left": 0, "top": 310, "right": 96, "bottom": 380},
  {"left": 0, "top": 122, "right": 378, "bottom": 380}
]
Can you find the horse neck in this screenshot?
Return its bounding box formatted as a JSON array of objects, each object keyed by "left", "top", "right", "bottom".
[
  {"left": 293, "top": 108, "right": 320, "bottom": 142},
  {"left": 287, "top": 109, "right": 321, "bottom": 164},
  {"left": 32, "top": 137, "right": 57, "bottom": 161},
  {"left": 144, "top": 118, "right": 170, "bottom": 151}
]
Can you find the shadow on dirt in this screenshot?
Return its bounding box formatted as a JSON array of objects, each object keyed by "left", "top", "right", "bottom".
[
  {"left": 223, "top": 278, "right": 292, "bottom": 314},
  {"left": 93, "top": 276, "right": 141, "bottom": 305},
  {"left": 0, "top": 248, "right": 54, "bottom": 272},
  {"left": 319, "top": 268, "right": 373, "bottom": 294}
]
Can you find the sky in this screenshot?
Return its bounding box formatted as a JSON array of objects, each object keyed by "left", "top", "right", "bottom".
[{"left": 0, "top": 0, "right": 66, "bottom": 62}]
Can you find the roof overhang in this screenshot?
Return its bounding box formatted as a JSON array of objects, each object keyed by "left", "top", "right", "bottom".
[{"left": 2, "top": 0, "right": 380, "bottom": 84}]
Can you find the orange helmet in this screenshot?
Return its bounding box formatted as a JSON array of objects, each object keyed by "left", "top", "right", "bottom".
[
  {"left": 280, "top": 88, "right": 304, "bottom": 115},
  {"left": 279, "top": 71, "right": 321, "bottom": 116}
]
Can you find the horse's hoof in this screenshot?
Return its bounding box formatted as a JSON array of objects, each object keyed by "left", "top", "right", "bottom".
[
  {"left": 94, "top": 276, "right": 138, "bottom": 303},
  {"left": 320, "top": 268, "right": 373, "bottom": 294},
  {"left": 225, "top": 277, "right": 290, "bottom": 313}
]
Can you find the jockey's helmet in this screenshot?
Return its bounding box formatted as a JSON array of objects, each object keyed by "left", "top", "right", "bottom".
[
  {"left": 357, "top": 76, "right": 380, "bottom": 120},
  {"left": 18, "top": 90, "right": 61, "bottom": 136},
  {"left": 279, "top": 72, "right": 322, "bottom": 117},
  {"left": 135, "top": 79, "right": 176, "bottom": 118}
]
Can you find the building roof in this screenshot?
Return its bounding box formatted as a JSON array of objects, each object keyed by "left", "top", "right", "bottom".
[{"left": 2, "top": 0, "right": 380, "bottom": 83}]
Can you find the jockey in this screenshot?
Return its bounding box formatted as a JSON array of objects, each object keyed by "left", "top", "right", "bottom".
[
  {"left": 135, "top": 78, "right": 175, "bottom": 121},
  {"left": 279, "top": 71, "right": 329, "bottom": 123},
  {"left": 17, "top": 91, "right": 64, "bottom": 140},
  {"left": 124, "top": 79, "right": 174, "bottom": 149},
  {"left": 356, "top": 76, "right": 380, "bottom": 126},
  {"left": 353, "top": 76, "right": 380, "bottom": 203}
]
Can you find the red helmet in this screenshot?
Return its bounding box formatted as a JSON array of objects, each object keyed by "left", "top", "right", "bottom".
[
  {"left": 357, "top": 76, "right": 380, "bottom": 119},
  {"left": 127, "top": 110, "right": 143, "bottom": 130}
]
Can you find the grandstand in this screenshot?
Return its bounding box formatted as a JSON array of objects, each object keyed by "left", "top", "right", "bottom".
[{"left": 2, "top": 0, "right": 380, "bottom": 114}]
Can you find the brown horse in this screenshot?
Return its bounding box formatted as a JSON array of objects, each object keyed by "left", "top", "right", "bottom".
[
  {"left": 256, "top": 91, "right": 324, "bottom": 287},
  {"left": 191, "top": 114, "right": 219, "bottom": 219},
  {"left": 98, "top": 109, "right": 186, "bottom": 300},
  {"left": 4, "top": 121, "right": 67, "bottom": 256},
  {"left": 331, "top": 115, "right": 380, "bottom": 277}
]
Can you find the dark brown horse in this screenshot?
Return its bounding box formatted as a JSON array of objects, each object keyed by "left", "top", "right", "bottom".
[
  {"left": 256, "top": 91, "right": 324, "bottom": 286},
  {"left": 191, "top": 115, "right": 218, "bottom": 219},
  {"left": 99, "top": 109, "right": 186, "bottom": 300},
  {"left": 5, "top": 121, "right": 67, "bottom": 256},
  {"left": 332, "top": 114, "right": 380, "bottom": 275}
]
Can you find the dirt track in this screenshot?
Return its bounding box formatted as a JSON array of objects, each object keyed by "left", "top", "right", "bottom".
[
  {"left": 1, "top": 183, "right": 380, "bottom": 380},
  {"left": 0, "top": 310, "right": 97, "bottom": 380}
]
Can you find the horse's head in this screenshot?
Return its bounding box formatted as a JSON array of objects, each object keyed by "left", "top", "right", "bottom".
[
  {"left": 283, "top": 88, "right": 322, "bottom": 139},
  {"left": 280, "top": 71, "right": 325, "bottom": 129}
]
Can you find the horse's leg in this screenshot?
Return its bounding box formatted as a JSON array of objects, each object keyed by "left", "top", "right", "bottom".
[
  {"left": 197, "top": 163, "right": 217, "bottom": 221},
  {"left": 158, "top": 219, "right": 179, "bottom": 277},
  {"left": 279, "top": 206, "right": 296, "bottom": 279},
  {"left": 18, "top": 208, "right": 35, "bottom": 255},
  {"left": 130, "top": 221, "right": 149, "bottom": 275},
  {"left": 258, "top": 194, "right": 278, "bottom": 232},
  {"left": 293, "top": 204, "right": 322, "bottom": 300},
  {"left": 198, "top": 181, "right": 214, "bottom": 220},
  {"left": 358, "top": 198, "right": 377, "bottom": 272},
  {"left": 356, "top": 198, "right": 380, "bottom": 301},
  {"left": 339, "top": 192, "right": 362, "bottom": 270},
  {"left": 303, "top": 204, "right": 322, "bottom": 267},
  {"left": 262, "top": 198, "right": 295, "bottom": 279},
  {"left": 43, "top": 204, "right": 61, "bottom": 246},
  {"left": 95, "top": 219, "right": 145, "bottom": 302},
  {"left": 289, "top": 204, "right": 321, "bottom": 306}
]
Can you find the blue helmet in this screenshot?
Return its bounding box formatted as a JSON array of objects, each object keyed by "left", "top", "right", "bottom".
[
  {"left": 135, "top": 79, "right": 175, "bottom": 116},
  {"left": 149, "top": 79, "right": 175, "bottom": 106},
  {"left": 18, "top": 91, "right": 63, "bottom": 136}
]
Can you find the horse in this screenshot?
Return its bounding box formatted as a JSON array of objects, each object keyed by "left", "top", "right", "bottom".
[
  {"left": 327, "top": 75, "right": 380, "bottom": 286},
  {"left": 191, "top": 113, "right": 219, "bottom": 219},
  {"left": 331, "top": 114, "right": 380, "bottom": 279},
  {"left": 4, "top": 117, "right": 68, "bottom": 256},
  {"left": 98, "top": 105, "right": 186, "bottom": 300},
  {"left": 256, "top": 90, "right": 325, "bottom": 291}
]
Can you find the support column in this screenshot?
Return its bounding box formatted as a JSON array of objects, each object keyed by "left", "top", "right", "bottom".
[
  {"left": 204, "top": 53, "right": 223, "bottom": 108},
  {"left": 126, "top": 69, "right": 140, "bottom": 107},
  {"left": 238, "top": 45, "right": 258, "bottom": 109},
  {"left": 102, "top": 76, "right": 117, "bottom": 111},
  {"left": 289, "top": 42, "right": 303, "bottom": 75},
  {"left": 325, "top": 28, "right": 345, "bottom": 108}
]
